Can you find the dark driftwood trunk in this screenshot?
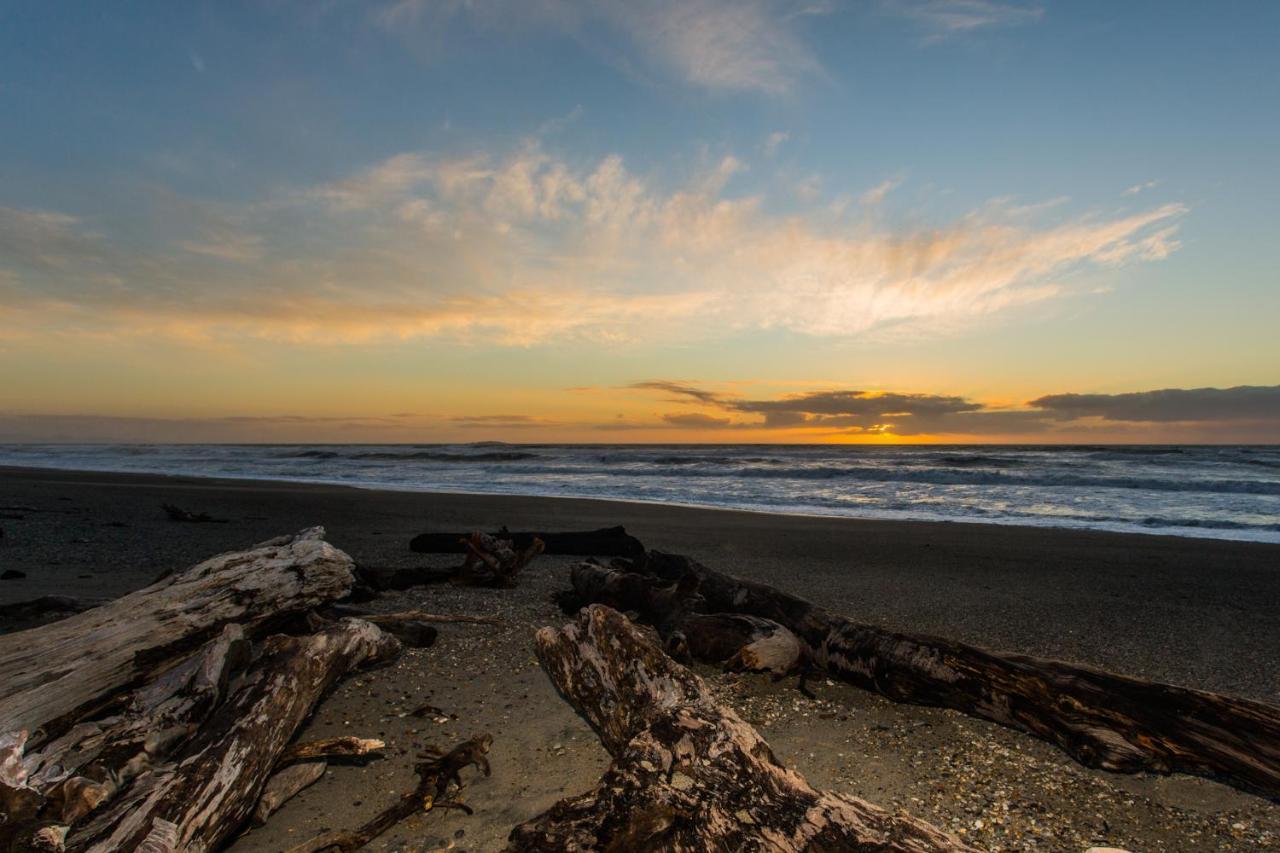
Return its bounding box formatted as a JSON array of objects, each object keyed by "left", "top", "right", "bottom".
[
  {"left": 0, "top": 528, "right": 356, "bottom": 742},
  {"left": 568, "top": 554, "right": 1280, "bottom": 800},
  {"left": 410, "top": 525, "right": 644, "bottom": 557},
  {"left": 507, "top": 605, "right": 970, "bottom": 852},
  {"left": 362, "top": 532, "right": 544, "bottom": 591},
  {"left": 67, "top": 618, "right": 400, "bottom": 852}
]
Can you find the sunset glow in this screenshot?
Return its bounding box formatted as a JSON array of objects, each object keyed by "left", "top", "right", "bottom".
[{"left": 2, "top": 2, "right": 1277, "bottom": 443}]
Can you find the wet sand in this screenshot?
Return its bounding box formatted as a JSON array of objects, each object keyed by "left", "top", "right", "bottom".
[{"left": 1, "top": 466, "right": 1277, "bottom": 850}]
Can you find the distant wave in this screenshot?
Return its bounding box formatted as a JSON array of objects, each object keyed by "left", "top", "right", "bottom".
[
  {"left": 516, "top": 461, "right": 1280, "bottom": 496},
  {"left": 936, "top": 454, "right": 1026, "bottom": 468},
  {"left": 283, "top": 448, "right": 541, "bottom": 462},
  {"left": 1139, "top": 516, "right": 1280, "bottom": 532},
  {"left": 352, "top": 450, "right": 541, "bottom": 462}
]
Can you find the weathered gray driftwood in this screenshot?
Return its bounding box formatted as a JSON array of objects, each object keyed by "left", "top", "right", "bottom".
[
  {"left": 568, "top": 554, "right": 1280, "bottom": 800},
  {"left": 0, "top": 527, "right": 356, "bottom": 741},
  {"left": 15, "top": 623, "right": 251, "bottom": 829},
  {"left": 68, "top": 618, "right": 400, "bottom": 852},
  {"left": 507, "top": 605, "right": 970, "bottom": 852}
]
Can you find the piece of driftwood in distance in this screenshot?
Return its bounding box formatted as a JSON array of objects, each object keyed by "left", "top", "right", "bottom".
[
  {"left": 254, "top": 761, "right": 327, "bottom": 826},
  {"left": 360, "top": 532, "right": 545, "bottom": 591},
  {"left": 506, "top": 605, "right": 969, "bottom": 852},
  {"left": 410, "top": 525, "right": 644, "bottom": 557},
  {"left": 67, "top": 618, "right": 401, "bottom": 852},
  {"left": 161, "top": 503, "right": 228, "bottom": 524},
  {"left": 0, "top": 527, "right": 356, "bottom": 742},
  {"left": 279, "top": 736, "right": 384, "bottom": 765},
  {"left": 576, "top": 553, "right": 1280, "bottom": 801},
  {"left": 286, "top": 734, "right": 492, "bottom": 853}
]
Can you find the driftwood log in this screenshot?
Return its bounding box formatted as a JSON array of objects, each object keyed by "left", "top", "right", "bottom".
[
  {"left": 568, "top": 553, "right": 1280, "bottom": 800},
  {"left": 410, "top": 525, "right": 643, "bottom": 558},
  {"left": 361, "top": 531, "right": 544, "bottom": 591},
  {"left": 66, "top": 618, "right": 400, "bottom": 851},
  {"left": 507, "top": 605, "right": 969, "bottom": 852},
  {"left": 0, "top": 527, "right": 356, "bottom": 741},
  {"left": 558, "top": 563, "right": 808, "bottom": 681}
]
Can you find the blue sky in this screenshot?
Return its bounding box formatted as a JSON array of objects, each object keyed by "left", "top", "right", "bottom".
[{"left": 1, "top": 1, "right": 1277, "bottom": 442}]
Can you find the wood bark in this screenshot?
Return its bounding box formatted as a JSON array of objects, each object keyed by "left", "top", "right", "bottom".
[
  {"left": 506, "top": 605, "right": 969, "bottom": 852},
  {"left": 570, "top": 553, "right": 1280, "bottom": 800},
  {"left": 0, "top": 527, "right": 356, "bottom": 742},
  {"left": 66, "top": 618, "right": 400, "bottom": 852},
  {"left": 410, "top": 525, "right": 643, "bottom": 558}
]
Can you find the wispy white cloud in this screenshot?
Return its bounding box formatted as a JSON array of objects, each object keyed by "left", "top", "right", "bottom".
[
  {"left": 1123, "top": 179, "right": 1160, "bottom": 196},
  {"left": 860, "top": 175, "right": 903, "bottom": 206},
  {"left": 763, "top": 130, "right": 790, "bottom": 156},
  {"left": 885, "top": 0, "right": 1044, "bottom": 40}
]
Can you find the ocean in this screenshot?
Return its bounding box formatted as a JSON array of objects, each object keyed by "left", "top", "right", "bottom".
[{"left": 2, "top": 443, "right": 1278, "bottom": 543}]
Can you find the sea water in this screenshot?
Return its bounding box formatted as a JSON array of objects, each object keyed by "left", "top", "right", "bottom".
[{"left": 2, "top": 444, "right": 1278, "bottom": 543}]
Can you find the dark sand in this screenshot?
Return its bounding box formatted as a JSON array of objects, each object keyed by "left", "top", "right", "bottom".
[{"left": 1, "top": 466, "right": 1277, "bottom": 850}]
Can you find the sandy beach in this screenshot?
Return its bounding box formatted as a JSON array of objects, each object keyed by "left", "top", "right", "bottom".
[{"left": 1, "top": 465, "right": 1278, "bottom": 850}]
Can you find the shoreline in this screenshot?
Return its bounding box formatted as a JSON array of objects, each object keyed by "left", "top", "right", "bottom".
[{"left": 2, "top": 462, "right": 1276, "bottom": 546}]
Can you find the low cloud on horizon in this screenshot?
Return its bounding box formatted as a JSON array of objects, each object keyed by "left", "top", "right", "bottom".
[{"left": 3, "top": 383, "right": 1277, "bottom": 444}]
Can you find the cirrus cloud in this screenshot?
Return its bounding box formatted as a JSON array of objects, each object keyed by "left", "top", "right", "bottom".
[{"left": 0, "top": 139, "right": 1187, "bottom": 349}]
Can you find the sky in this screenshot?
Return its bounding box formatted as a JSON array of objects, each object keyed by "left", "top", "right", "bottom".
[{"left": 1, "top": 0, "right": 1278, "bottom": 443}]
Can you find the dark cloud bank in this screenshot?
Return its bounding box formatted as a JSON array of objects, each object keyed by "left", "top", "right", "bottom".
[{"left": 625, "top": 382, "right": 1280, "bottom": 438}]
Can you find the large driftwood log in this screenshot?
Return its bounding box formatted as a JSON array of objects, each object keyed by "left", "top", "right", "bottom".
[
  {"left": 14, "top": 623, "right": 252, "bottom": 830},
  {"left": 410, "top": 525, "right": 643, "bottom": 557},
  {"left": 0, "top": 528, "right": 356, "bottom": 742},
  {"left": 66, "top": 618, "right": 400, "bottom": 852},
  {"left": 507, "top": 605, "right": 969, "bottom": 852},
  {"left": 570, "top": 554, "right": 1280, "bottom": 800}
]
